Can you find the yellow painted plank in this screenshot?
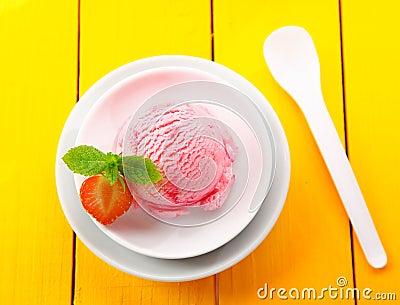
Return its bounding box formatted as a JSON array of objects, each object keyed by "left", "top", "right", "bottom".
[
  {"left": 341, "top": 0, "right": 400, "bottom": 302},
  {"left": 0, "top": 0, "right": 77, "bottom": 304},
  {"left": 80, "top": 0, "right": 212, "bottom": 95},
  {"left": 75, "top": 1, "right": 215, "bottom": 304},
  {"left": 215, "top": 0, "right": 354, "bottom": 303},
  {"left": 75, "top": 240, "right": 215, "bottom": 304}
]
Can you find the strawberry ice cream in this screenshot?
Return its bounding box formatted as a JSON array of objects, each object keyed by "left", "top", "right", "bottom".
[{"left": 123, "top": 103, "right": 237, "bottom": 218}]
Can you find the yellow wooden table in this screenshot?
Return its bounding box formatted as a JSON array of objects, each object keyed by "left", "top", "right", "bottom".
[{"left": 1, "top": 0, "right": 399, "bottom": 304}]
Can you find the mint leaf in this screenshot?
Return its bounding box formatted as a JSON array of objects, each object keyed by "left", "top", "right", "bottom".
[
  {"left": 104, "top": 152, "right": 119, "bottom": 185},
  {"left": 123, "top": 156, "right": 163, "bottom": 184},
  {"left": 62, "top": 145, "right": 107, "bottom": 176},
  {"left": 143, "top": 158, "right": 163, "bottom": 184},
  {"left": 105, "top": 166, "right": 119, "bottom": 185},
  {"left": 106, "top": 152, "right": 119, "bottom": 168}
]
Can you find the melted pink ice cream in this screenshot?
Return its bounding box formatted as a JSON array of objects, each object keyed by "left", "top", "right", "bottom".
[{"left": 124, "top": 104, "right": 237, "bottom": 218}]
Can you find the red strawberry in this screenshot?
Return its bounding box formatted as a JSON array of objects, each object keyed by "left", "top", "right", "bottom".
[{"left": 79, "top": 175, "right": 134, "bottom": 225}]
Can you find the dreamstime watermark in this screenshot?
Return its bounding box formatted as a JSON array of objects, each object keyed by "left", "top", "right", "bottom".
[{"left": 257, "top": 276, "right": 397, "bottom": 301}]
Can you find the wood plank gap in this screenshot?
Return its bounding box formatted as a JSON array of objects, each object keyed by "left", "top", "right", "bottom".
[
  {"left": 338, "top": 0, "right": 349, "bottom": 155},
  {"left": 349, "top": 226, "right": 358, "bottom": 305},
  {"left": 72, "top": 0, "right": 80, "bottom": 303},
  {"left": 71, "top": 233, "right": 77, "bottom": 305},
  {"left": 214, "top": 273, "right": 219, "bottom": 305},
  {"left": 76, "top": 0, "right": 81, "bottom": 103},
  {"left": 339, "top": 1, "right": 358, "bottom": 303},
  {"left": 211, "top": 0, "right": 215, "bottom": 61}
]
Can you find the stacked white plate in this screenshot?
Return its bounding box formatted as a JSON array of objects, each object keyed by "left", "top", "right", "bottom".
[{"left": 55, "top": 55, "right": 290, "bottom": 282}]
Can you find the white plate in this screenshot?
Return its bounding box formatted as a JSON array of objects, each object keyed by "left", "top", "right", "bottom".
[
  {"left": 56, "top": 55, "right": 290, "bottom": 281},
  {"left": 74, "top": 68, "right": 275, "bottom": 259}
]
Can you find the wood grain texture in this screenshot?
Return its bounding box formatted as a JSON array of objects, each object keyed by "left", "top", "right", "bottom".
[
  {"left": 76, "top": 1, "right": 215, "bottom": 304},
  {"left": 0, "top": 0, "right": 77, "bottom": 304},
  {"left": 214, "top": 0, "right": 354, "bottom": 303},
  {"left": 341, "top": 0, "right": 400, "bottom": 302}
]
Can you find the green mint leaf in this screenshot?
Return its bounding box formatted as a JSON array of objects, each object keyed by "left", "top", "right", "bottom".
[
  {"left": 118, "top": 176, "right": 126, "bottom": 192},
  {"left": 116, "top": 153, "right": 124, "bottom": 174},
  {"left": 62, "top": 145, "right": 107, "bottom": 176},
  {"left": 106, "top": 152, "right": 119, "bottom": 167},
  {"left": 104, "top": 166, "right": 119, "bottom": 185},
  {"left": 122, "top": 156, "right": 163, "bottom": 184},
  {"left": 104, "top": 152, "right": 120, "bottom": 185},
  {"left": 143, "top": 158, "right": 163, "bottom": 184}
]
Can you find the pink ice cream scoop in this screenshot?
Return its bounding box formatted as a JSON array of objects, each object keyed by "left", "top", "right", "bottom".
[{"left": 123, "top": 103, "right": 237, "bottom": 218}]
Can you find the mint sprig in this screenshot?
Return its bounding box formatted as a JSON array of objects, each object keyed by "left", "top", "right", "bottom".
[
  {"left": 62, "top": 145, "right": 163, "bottom": 185},
  {"left": 104, "top": 152, "right": 120, "bottom": 185}
]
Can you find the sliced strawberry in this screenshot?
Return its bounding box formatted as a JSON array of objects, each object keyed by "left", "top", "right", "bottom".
[{"left": 79, "top": 175, "right": 134, "bottom": 225}]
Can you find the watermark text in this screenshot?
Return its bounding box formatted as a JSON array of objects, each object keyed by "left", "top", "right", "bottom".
[{"left": 257, "top": 276, "right": 396, "bottom": 301}]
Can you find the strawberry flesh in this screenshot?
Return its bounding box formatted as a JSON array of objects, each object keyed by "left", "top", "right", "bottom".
[{"left": 80, "top": 175, "right": 134, "bottom": 225}]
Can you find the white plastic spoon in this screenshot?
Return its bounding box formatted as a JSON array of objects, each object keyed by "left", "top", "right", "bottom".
[{"left": 264, "top": 26, "right": 387, "bottom": 268}]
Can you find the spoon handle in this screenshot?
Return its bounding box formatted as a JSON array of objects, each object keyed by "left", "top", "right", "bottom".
[{"left": 302, "top": 92, "right": 387, "bottom": 268}]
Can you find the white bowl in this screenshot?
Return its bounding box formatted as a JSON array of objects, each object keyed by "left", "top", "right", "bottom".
[
  {"left": 73, "top": 67, "right": 276, "bottom": 259},
  {"left": 55, "top": 55, "right": 290, "bottom": 281}
]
